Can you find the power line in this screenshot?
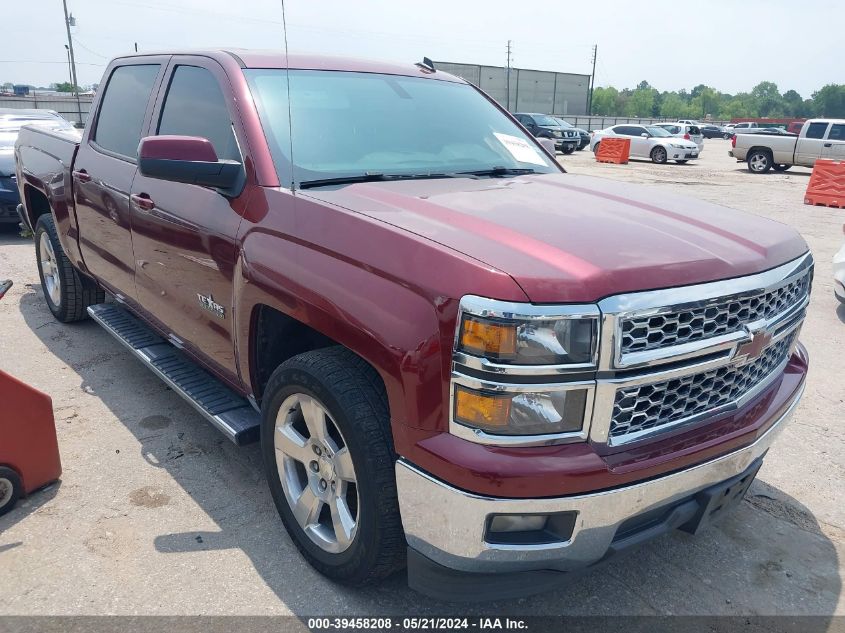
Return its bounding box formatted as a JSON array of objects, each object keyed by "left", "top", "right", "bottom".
[{"left": 72, "top": 37, "right": 109, "bottom": 59}]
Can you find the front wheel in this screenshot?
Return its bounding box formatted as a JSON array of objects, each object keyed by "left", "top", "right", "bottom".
[
  {"left": 747, "top": 150, "right": 773, "bottom": 173},
  {"left": 773, "top": 164, "right": 791, "bottom": 172},
  {"left": 651, "top": 146, "right": 668, "bottom": 164},
  {"left": 562, "top": 145, "right": 575, "bottom": 155},
  {"left": 0, "top": 466, "right": 22, "bottom": 517},
  {"left": 261, "top": 347, "right": 405, "bottom": 585},
  {"left": 592, "top": 142, "right": 600, "bottom": 154},
  {"left": 34, "top": 215, "right": 104, "bottom": 322}
]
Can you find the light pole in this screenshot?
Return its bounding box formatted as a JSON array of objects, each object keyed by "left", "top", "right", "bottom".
[
  {"left": 64, "top": 45, "right": 73, "bottom": 90},
  {"left": 61, "top": 0, "right": 83, "bottom": 124}
]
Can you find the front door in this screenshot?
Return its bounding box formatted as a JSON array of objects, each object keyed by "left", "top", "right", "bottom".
[
  {"left": 129, "top": 58, "right": 249, "bottom": 383},
  {"left": 822, "top": 123, "right": 845, "bottom": 161},
  {"left": 73, "top": 61, "right": 166, "bottom": 299}
]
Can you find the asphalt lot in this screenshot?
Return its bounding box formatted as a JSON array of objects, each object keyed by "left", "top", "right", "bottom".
[{"left": 0, "top": 138, "right": 843, "bottom": 617}]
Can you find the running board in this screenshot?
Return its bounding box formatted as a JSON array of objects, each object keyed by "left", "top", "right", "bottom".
[{"left": 87, "top": 303, "right": 260, "bottom": 445}]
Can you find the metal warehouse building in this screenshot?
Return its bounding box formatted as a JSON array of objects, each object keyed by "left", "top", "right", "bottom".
[{"left": 436, "top": 61, "right": 590, "bottom": 115}]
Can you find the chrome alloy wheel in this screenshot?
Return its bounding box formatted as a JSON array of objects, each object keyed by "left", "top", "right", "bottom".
[
  {"left": 0, "top": 477, "right": 13, "bottom": 509},
  {"left": 749, "top": 153, "right": 769, "bottom": 172},
  {"left": 39, "top": 232, "right": 61, "bottom": 306},
  {"left": 274, "top": 393, "right": 358, "bottom": 553}
]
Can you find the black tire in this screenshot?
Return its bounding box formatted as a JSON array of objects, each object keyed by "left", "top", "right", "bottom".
[
  {"left": 592, "top": 142, "right": 600, "bottom": 154},
  {"left": 722, "top": 133, "right": 731, "bottom": 140},
  {"left": 675, "top": 160, "right": 689, "bottom": 164},
  {"left": 651, "top": 145, "right": 668, "bottom": 164},
  {"left": 34, "top": 214, "right": 104, "bottom": 323},
  {"left": 562, "top": 145, "right": 575, "bottom": 155},
  {"left": 747, "top": 149, "right": 773, "bottom": 174},
  {"left": 260, "top": 346, "right": 405, "bottom": 585},
  {"left": 773, "top": 164, "right": 791, "bottom": 172},
  {"left": 0, "top": 466, "right": 23, "bottom": 517}
]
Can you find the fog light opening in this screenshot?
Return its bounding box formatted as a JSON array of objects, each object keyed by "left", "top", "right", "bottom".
[{"left": 485, "top": 511, "right": 577, "bottom": 545}]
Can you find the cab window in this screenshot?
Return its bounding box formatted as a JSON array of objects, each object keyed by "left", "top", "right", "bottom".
[
  {"left": 93, "top": 64, "right": 160, "bottom": 158},
  {"left": 827, "top": 124, "right": 845, "bottom": 141},
  {"left": 805, "top": 122, "right": 829, "bottom": 139},
  {"left": 157, "top": 65, "right": 240, "bottom": 161}
]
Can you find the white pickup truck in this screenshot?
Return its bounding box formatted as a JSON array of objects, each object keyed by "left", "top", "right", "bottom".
[{"left": 730, "top": 118, "right": 845, "bottom": 173}]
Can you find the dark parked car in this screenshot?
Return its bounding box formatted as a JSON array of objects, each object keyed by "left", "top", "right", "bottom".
[
  {"left": 514, "top": 112, "right": 579, "bottom": 153},
  {"left": 553, "top": 117, "right": 590, "bottom": 150},
  {"left": 0, "top": 109, "right": 75, "bottom": 226},
  {"left": 699, "top": 124, "right": 728, "bottom": 139}
]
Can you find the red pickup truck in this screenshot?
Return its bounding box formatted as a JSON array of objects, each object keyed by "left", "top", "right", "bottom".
[{"left": 15, "top": 50, "right": 811, "bottom": 600}]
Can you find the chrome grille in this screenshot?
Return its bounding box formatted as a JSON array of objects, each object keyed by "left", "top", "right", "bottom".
[
  {"left": 610, "top": 333, "right": 795, "bottom": 442},
  {"left": 619, "top": 270, "right": 811, "bottom": 355}
]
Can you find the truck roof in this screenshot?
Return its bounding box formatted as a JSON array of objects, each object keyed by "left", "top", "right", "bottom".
[{"left": 111, "top": 49, "right": 466, "bottom": 83}]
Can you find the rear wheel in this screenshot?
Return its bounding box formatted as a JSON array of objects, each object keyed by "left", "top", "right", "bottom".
[
  {"left": 773, "top": 164, "right": 791, "bottom": 172},
  {"left": 747, "top": 150, "right": 773, "bottom": 174},
  {"left": 0, "top": 466, "right": 22, "bottom": 517},
  {"left": 261, "top": 347, "right": 405, "bottom": 585},
  {"left": 651, "top": 146, "right": 668, "bottom": 164},
  {"left": 34, "top": 215, "right": 104, "bottom": 323}
]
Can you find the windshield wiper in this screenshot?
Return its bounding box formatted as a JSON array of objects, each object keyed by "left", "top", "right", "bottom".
[
  {"left": 299, "top": 172, "right": 472, "bottom": 189},
  {"left": 458, "top": 166, "right": 536, "bottom": 177}
]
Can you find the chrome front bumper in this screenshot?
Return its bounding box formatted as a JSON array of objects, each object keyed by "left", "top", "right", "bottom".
[{"left": 396, "top": 383, "right": 802, "bottom": 574}]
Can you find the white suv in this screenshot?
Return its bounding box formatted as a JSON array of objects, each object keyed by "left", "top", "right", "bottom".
[{"left": 653, "top": 123, "right": 705, "bottom": 152}]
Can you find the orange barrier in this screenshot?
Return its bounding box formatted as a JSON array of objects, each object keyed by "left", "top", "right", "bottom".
[
  {"left": 804, "top": 159, "right": 845, "bottom": 209},
  {"left": 0, "top": 369, "right": 61, "bottom": 515},
  {"left": 595, "top": 137, "right": 630, "bottom": 165}
]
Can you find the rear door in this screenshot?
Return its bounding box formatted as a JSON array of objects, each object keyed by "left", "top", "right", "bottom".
[
  {"left": 129, "top": 57, "right": 250, "bottom": 382},
  {"left": 795, "top": 121, "right": 829, "bottom": 166},
  {"left": 822, "top": 123, "right": 845, "bottom": 160},
  {"left": 617, "top": 126, "right": 649, "bottom": 157},
  {"left": 73, "top": 60, "right": 167, "bottom": 299}
]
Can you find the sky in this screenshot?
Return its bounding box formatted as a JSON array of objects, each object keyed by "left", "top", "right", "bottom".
[{"left": 2, "top": 0, "right": 842, "bottom": 97}]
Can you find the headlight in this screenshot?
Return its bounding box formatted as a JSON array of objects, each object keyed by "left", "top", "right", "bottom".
[
  {"left": 552, "top": 131, "right": 562, "bottom": 138},
  {"left": 450, "top": 296, "right": 599, "bottom": 444},
  {"left": 669, "top": 143, "right": 686, "bottom": 148},
  {"left": 456, "top": 302, "right": 598, "bottom": 366},
  {"left": 453, "top": 383, "right": 589, "bottom": 436}
]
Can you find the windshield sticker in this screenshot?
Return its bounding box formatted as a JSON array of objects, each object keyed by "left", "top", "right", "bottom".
[{"left": 494, "top": 133, "right": 547, "bottom": 166}]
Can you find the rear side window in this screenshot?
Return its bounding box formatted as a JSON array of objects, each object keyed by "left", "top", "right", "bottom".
[
  {"left": 157, "top": 65, "right": 239, "bottom": 161},
  {"left": 614, "top": 126, "right": 640, "bottom": 136},
  {"left": 828, "top": 124, "right": 845, "bottom": 141},
  {"left": 94, "top": 64, "right": 160, "bottom": 158},
  {"left": 805, "top": 122, "right": 829, "bottom": 139},
  {"left": 688, "top": 126, "right": 701, "bottom": 134}
]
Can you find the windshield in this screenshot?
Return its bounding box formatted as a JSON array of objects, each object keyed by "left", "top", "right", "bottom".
[
  {"left": 246, "top": 70, "right": 558, "bottom": 186},
  {"left": 530, "top": 114, "right": 559, "bottom": 127},
  {"left": 646, "top": 126, "right": 673, "bottom": 137},
  {"left": 554, "top": 118, "right": 574, "bottom": 128}
]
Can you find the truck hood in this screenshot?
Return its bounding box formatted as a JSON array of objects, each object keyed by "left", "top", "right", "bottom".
[{"left": 301, "top": 173, "right": 808, "bottom": 303}]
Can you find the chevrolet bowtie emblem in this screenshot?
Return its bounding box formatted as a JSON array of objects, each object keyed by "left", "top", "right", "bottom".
[{"left": 734, "top": 329, "right": 773, "bottom": 365}]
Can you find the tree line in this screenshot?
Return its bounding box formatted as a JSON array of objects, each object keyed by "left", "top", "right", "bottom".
[{"left": 591, "top": 81, "right": 845, "bottom": 120}]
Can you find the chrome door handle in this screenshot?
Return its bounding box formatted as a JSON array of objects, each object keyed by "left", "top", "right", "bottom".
[
  {"left": 130, "top": 193, "right": 155, "bottom": 212},
  {"left": 72, "top": 169, "right": 91, "bottom": 183}
]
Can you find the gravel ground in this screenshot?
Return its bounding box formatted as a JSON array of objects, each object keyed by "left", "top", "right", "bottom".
[{"left": 0, "top": 138, "right": 842, "bottom": 617}]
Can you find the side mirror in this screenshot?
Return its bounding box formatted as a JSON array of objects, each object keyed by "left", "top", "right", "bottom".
[
  {"left": 138, "top": 135, "right": 242, "bottom": 190},
  {"left": 537, "top": 138, "right": 557, "bottom": 154},
  {"left": 640, "top": 132, "right": 649, "bottom": 137}
]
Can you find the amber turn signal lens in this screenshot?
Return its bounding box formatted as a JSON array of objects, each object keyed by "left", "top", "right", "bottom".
[
  {"left": 454, "top": 385, "right": 511, "bottom": 429},
  {"left": 459, "top": 316, "right": 517, "bottom": 359}
]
